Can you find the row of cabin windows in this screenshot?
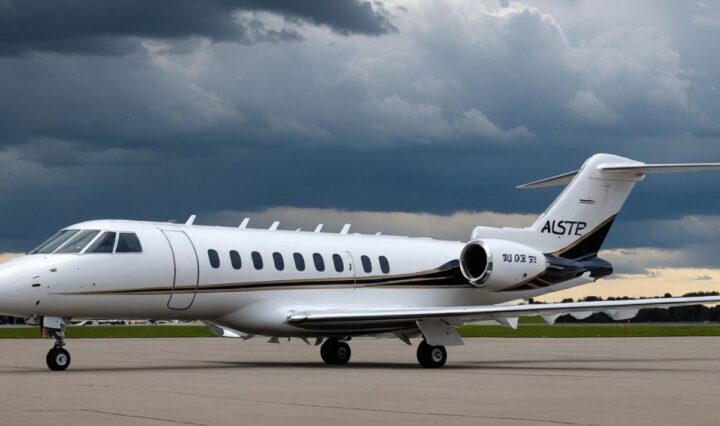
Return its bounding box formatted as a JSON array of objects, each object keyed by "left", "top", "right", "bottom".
[{"left": 207, "top": 249, "right": 390, "bottom": 274}]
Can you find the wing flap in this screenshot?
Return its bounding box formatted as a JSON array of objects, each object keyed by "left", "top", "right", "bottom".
[{"left": 287, "top": 296, "right": 720, "bottom": 326}]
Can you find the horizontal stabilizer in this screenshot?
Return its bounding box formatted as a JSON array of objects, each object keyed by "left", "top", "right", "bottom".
[
  {"left": 597, "top": 163, "right": 720, "bottom": 174},
  {"left": 518, "top": 160, "right": 720, "bottom": 189},
  {"left": 516, "top": 170, "right": 578, "bottom": 189}
]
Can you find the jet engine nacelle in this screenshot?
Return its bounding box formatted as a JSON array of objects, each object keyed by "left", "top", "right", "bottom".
[{"left": 459, "top": 239, "right": 549, "bottom": 291}]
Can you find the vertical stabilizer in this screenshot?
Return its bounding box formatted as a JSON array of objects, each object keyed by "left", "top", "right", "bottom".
[
  {"left": 471, "top": 153, "right": 720, "bottom": 258},
  {"left": 472, "top": 154, "right": 645, "bottom": 259},
  {"left": 523, "top": 154, "right": 642, "bottom": 258}
]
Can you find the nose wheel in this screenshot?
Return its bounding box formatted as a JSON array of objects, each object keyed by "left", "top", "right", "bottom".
[
  {"left": 43, "top": 317, "right": 71, "bottom": 371},
  {"left": 47, "top": 346, "right": 71, "bottom": 371},
  {"left": 416, "top": 340, "right": 447, "bottom": 368},
  {"left": 320, "top": 338, "right": 351, "bottom": 365}
]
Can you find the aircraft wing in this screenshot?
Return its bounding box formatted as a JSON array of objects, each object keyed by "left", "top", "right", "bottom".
[{"left": 287, "top": 295, "right": 720, "bottom": 328}]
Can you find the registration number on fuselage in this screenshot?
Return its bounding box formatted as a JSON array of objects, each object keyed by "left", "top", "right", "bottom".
[{"left": 502, "top": 254, "right": 537, "bottom": 264}]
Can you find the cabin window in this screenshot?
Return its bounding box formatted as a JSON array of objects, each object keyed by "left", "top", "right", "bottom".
[
  {"left": 208, "top": 249, "right": 220, "bottom": 268},
  {"left": 379, "top": 256, "right": 390, "bottom": 274},
  {"left": 57, "top": 230, "right": 100, "bottom": 254},
  {"left": 361, "top": 255, "right": 372, "bottom": 273},
  {"left": 230, "top": 250, "right": 241, "bottom": 270},
  {"left": 273, "top": 252, "right": 285, "bottom": 271},
  {"left": 332, "top": 254, "right": 344, "bottom": 273},
  {"left": 294, "top": 253, "right": 305, "bottom": 271},
  {"left": 252, "top": 251, "right": 263, "bottom": 270},
  {"left": 313, "top": 253, "right": 325, "bottom": 271},
  {"left": 87, "top": 232, "right": 116, "bottom": 253},
  {"left": 116, "top": 233, "right": 142, "bottom": 253}
]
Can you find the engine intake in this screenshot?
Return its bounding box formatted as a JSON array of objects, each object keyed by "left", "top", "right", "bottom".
[{"left": 460, "top": 239, "right": 548, "bottom": 291}]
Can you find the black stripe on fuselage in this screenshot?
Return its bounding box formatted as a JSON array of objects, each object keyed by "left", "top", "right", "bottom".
[{"left": 59, "top": 260, "right": 472, "bottom": 296}]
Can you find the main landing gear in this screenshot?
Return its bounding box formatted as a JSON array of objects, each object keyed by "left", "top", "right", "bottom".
[
  {"left": 320, "top": 338, "right": 351, "bottom": 365},
  {"left": 44, "top": 317, "right": 71, "bottom": 371},
  {"left": 416, "top": 340, "right": 447, "bottom": 368},
  {"left": 317, "top": 337, "right": 448, "bottom": 368}
]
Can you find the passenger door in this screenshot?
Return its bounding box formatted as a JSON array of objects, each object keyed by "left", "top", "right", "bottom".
[
  {"left": 162, "top": 230, "right": 199, "bottom": 310},
  {"left": 345, "top": 250, "right": 357, "bottom": 288}
]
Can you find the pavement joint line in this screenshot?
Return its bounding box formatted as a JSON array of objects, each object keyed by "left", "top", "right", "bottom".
[
  {"left": 0, "top": 390, "right": 45, "bottom": 400},
  {"left": 78, "top": 383, "right": 603, "bottom": 426},
  {"left": 13, "top": 408, "right": 209, "bottom": 426}
]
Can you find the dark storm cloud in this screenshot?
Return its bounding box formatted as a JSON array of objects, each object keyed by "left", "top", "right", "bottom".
[
  {"left": 0, "top": 0, "right": 720, "bottom": 263},
  {"left": 241, "top": 0, "right": 396, "bottom": 36},
  {"left": 0, "top": 0, "right": 394, "bottom": 55}
]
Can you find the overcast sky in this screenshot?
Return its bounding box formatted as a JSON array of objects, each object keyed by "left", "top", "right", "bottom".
[{"left": 2, "top": 0, "right": 720, "bottom": 287}]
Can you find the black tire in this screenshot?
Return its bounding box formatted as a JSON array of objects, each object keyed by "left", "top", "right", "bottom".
[
  {"left": 417, "top": 340, "right": 447, "bottom": 368},
  {"left": 334, "top": 341, "right": 351, "bottom": 365},
  {"left": 320, "top": 339, "right": 351, "bottom": 365},
  {"left": 46, "top": 347, "right": 71, "bottom": 371}
]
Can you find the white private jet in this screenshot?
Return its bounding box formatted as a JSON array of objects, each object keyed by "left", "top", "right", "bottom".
[{"left": 2, "top": 153, "right": 720, "bottom": 371}]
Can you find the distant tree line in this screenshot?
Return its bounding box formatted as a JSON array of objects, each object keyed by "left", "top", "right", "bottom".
[{"left": 529, "top": 292, "right": 720, "bottom": 323}]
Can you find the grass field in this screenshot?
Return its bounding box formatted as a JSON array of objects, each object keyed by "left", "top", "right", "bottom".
[
  {"left": 3, "top": 320, "right": 720, "bottom": 339},
  {"left": 457, "top": 324, "right": 720, "bottom": 338}
]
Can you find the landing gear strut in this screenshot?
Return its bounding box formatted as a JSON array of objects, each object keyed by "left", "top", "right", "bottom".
[
  {"left": 320, "top": 338, "right": 351, "bottom": 365},
  {"left": 416, "top": 340, "right": 447, "bottom": 368},
  {"left": 44, "top": 317, "right": 71, "bottom": 371}
]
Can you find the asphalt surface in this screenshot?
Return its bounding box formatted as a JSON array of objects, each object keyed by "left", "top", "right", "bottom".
[{"left": 1, "top": 337, "right": 719, "bottom": 426}]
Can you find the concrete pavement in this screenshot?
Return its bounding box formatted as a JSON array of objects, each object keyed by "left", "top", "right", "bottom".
[{"left": 1, "top": 337, "right": 719, "bottom": 425}]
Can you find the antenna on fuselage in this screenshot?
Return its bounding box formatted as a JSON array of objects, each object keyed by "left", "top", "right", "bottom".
[
  {"left": 340, "top": 224, "right": 351, "bottom": 234},
  {"left": 314, "top": 224, "right": 323, "bottom": 232},
  {"left": 184, "top": 215, "right": 197, "bottom": 225},
  {"left": 269, "top": 221, "right": 280, "bottom": 231},
  {"left": 239, "top": 218, "right": 250, "bottom": 228}
]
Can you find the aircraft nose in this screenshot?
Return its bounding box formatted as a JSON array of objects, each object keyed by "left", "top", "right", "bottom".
[{"left": 0, "top": 259, "right": 32, "bottom": 316}]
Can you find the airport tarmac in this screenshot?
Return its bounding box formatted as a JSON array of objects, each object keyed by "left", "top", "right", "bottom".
[{"left": 1, "top": 337, "right": 719, "bottom": 426}]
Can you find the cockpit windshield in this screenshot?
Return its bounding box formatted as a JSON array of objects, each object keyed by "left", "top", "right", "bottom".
[
  {"left": 30, "top": 229, "right": 142, "bottom": 255},
  {"left": 30, "top": 229, "right": 80, "bottom": 254},
  {"left": 56, "top": 230, "right": 100, "bottom": 254}
]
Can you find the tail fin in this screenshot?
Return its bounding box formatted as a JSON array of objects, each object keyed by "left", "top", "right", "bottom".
[{"left": 472, "top": 153, "right": 720, "bottom": 259}]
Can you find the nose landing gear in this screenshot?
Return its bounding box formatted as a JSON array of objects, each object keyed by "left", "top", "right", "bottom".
[{"left": 43, "top": 317, "right": 71, "bottom": 371}]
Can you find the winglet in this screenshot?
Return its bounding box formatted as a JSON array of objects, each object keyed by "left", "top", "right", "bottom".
[{"left": 184, "top": 215, "right": 197, "bottom": 226}]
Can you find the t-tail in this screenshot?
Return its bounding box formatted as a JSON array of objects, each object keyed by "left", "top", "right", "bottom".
[{"left": 472, "top": 153, "right": 720, "bottom": 260}]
